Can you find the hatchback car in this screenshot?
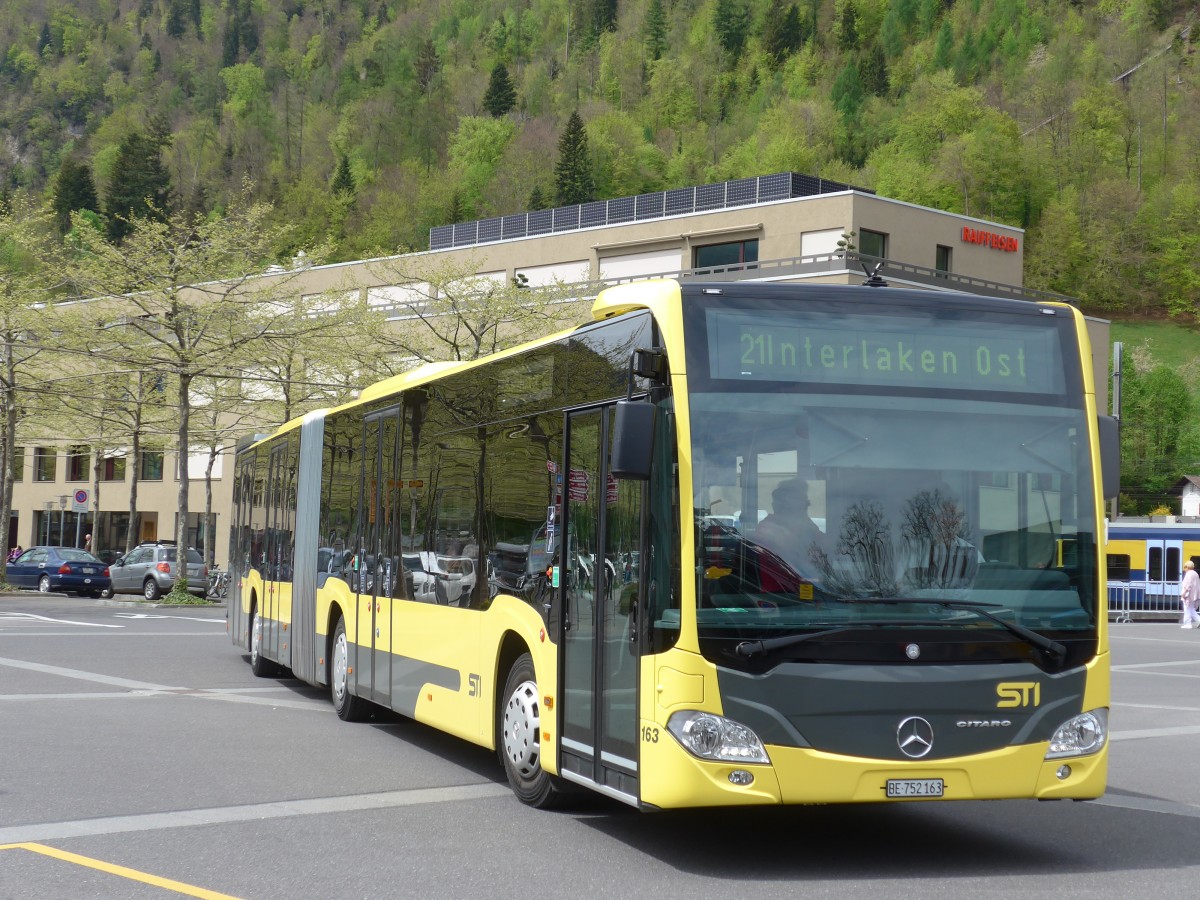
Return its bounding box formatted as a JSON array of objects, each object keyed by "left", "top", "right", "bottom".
[
  {"left": 108, "top": 541, "right": 208, "bottom": 601},
  {"left": 7, "top": 546, "right": 111, "bottom": 597}
]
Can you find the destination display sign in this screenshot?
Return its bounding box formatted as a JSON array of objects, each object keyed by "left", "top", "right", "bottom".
[{"left": 706, "top": 309, "right": 1065, "bottom": 394}]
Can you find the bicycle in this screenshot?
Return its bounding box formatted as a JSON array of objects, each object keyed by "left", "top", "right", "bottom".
[{"left": 207, "top": 568, "right": 231, "bottom": 600}]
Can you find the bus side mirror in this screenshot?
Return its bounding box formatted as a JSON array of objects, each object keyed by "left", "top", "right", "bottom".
[
  {"left": 1098, "top": 415, "right": 1120, "bottom": 500},
  {"left": 611, "top": 400, "right": 655, "bottom": 480}
]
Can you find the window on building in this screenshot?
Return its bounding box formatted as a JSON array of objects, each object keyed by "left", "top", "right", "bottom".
[
  {"left": 67, "top": 446, "right": 89, "bottom": 481},
  {"left": 101, "top": 455, "right": 127, "bottom": 482},
  {"left": 936, "top": 244, "right": 952, "bottom": 275},
  {"left": 35, "top": 447, "right": 56, "bottom": 482},
  {"left": 141, "top": 450, "right": 164, "bottom": 481},
  {"left": 858, "top": 229, "right": 887, "bottom": 259},
  {"left": 694, "top": 239, "right": 758, "bottom": 270},
  {"left": 10, "top": 447, "right": 24, "bottom": 482}
]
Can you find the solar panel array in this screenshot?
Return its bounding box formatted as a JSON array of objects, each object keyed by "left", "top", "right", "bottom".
[{"left": 428, "top": 172, "right": 868, "bottom": 251}]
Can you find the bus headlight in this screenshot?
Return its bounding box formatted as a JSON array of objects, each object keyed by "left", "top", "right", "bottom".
[
  {"left": 1045, "top": 708, "right": 1108, "bottom": 759},
  {"left": 666, "top": 711, "right": 770, "bottom": 764}
]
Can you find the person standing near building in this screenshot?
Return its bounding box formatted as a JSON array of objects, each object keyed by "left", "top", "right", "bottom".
[{"left": 1181, "top": 560, "right": 1200, "bottom": 629}]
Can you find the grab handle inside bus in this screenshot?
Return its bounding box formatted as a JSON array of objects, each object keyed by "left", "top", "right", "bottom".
[{"left": 1098, "top": 415, "right": 1120, "bottom": 500}]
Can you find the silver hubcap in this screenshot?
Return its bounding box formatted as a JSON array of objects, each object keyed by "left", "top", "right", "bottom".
[
  {"left": 332, "top": 632, "right": 348, "bottom": 703},
  {"left": 502, "top": 679, "right": 541, "bottom": 778},
  {"left": 251, "top": 615, "right": 262, "bottom": 664},
  {"left": 38, "top": 577, "right": 49, "bottom": 593},
  {"left": 144, "top": 582, "right": 156, "bottom": 600}
]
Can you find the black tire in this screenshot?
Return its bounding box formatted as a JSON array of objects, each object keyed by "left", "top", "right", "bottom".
[
  {"left": 38, "top": 575, "right": 51, "bottom": 593},
  {"left": 498, "top": 652, "right": 570, "bottom": 808},
  {"left": 248, "top": 606, "right": 277, "bottom": 677},
  {"left": 330, "top": 617, "right": 369, "bottom": 721},
  {"left": 143, "top": 579, "right": 161, "bottom": 602}
]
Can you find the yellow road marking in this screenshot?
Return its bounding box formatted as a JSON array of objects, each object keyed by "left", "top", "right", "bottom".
[{"left": 0, "top": 843, "right": 243, "bottom": 899}]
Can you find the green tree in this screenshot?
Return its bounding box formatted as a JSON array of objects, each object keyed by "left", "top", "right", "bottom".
[
  {"left": 64, "top": 186, "right": 332, "bottom": 575},
  {"left": 713, "top": 0, "right": 751, "bottom": 59},
  {"left": 332, "top": 155, "right": 355, "bottom": 196},
  {"left": 555, "top": 111, "right": 594, "bottom": 206},
  {"left": 763, "top": 2, "right": 804, "bottom": 65},
  {"left": 102, "top": 129, "right": 172, "bottom": 244},
  {"left": 51, "top": 157, "right": 99, "bottom": 235},
  {"left": 932, "top": 20, "right": 954, "bottom": 69},
  {"left": 1147, "top": 181, "right": 1200, "bottom": 324},
  {"left": 644, "top": 0, "right": 667, "bottom": 62},
  {"left": 861, "top": 42, "right": 889, "bottom": 96},
  {"left": 1120, "top": 361, "right": 1197, "bottom": 511},
  {"left": 482, "top": 62, "right": 517, "bottom": 117},
  {"left": 356, "top": 255, "right": 583, "bottom": 363},
  {"left": 832, "top": 61, "right": 865, "bottom": 122},
  {"left": 0, "top": 196, "right": 62, "bottom": 583},
  {"left": 834, "top": 0, "right": 859, "bottom": 52}
]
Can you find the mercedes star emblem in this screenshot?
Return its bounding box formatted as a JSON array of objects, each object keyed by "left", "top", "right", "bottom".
[{"left": 897, "top": 716, "right": 935, "bottom": 758}]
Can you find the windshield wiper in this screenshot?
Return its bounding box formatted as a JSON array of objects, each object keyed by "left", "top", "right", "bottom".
[
  {"left": 837, "top": 597, "right": 1068, "bottom": 664},
  {"left": 733, "top": 599, "right": 1067, "bottom": 665},
  {"left": 735, "top": 625, "right": 857, "bottom": 658}
]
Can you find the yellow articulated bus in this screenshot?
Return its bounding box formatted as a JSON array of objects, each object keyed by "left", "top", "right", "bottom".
[{"left": 229, "top": 279, "right": 1119, "bottom": 810}]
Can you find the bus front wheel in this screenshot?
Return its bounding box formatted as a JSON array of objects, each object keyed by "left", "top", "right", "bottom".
[{"left": 499, "top": 653, "right": 569, "bottom": 808}]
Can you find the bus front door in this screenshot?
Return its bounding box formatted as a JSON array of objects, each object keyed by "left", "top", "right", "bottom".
[{"left": 560, "top": 406, "right": 641, "bottom": 804}]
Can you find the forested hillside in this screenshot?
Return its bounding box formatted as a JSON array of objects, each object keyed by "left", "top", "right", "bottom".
[
  {"left": 1, "top": 1, "right": 1198, "bottom": 506},
  {"left": 1, "top": 0, "right": 1197, "bottom": 322}
]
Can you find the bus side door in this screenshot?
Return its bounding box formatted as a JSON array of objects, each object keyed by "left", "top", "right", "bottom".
[{"left": 560, "top": 405, "right": 641, "bottom": 803}]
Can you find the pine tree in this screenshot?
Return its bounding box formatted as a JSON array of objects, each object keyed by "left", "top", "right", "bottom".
[
  {"left": 554, "top": 111, "right": 594, "bottom": 206},
  {"left": 713, "top": 0, "right": 750, "bottom": 59},
  {"left": 482, "top": 63, "right": 516, "bottom": 117},
  {"left": 52, "top": 158, "right": 99, "bottom": 234},
  {"left": 644, "top": 0, "right": 667, "bottom": 62},
  {"left": 416, "top": 38, "right": 440, "bottom": 93},
  {"left": 835, "top": 0, "right": 859, "bottom": 52},
  {"left": 528, "top": 185, "right": 547, "bottom": 211},
  {"left": 165, "top": 0, "right": 188, "bottom": 38},
  {"left": 763, "top": 2, "right": 803, "bottom": 64},
  {"left": 103, "top": 129, "right": 173, "bottom": 243},
  {"left": 861, "top": 42, "right": 889, "bottom": 96},
  {"left": 332, "top": 155, "right": 355, "bottom": 195}
]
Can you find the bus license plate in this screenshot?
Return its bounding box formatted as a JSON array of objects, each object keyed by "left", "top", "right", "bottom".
[{"left": 886, "top": 778, "right": 944, "bottom": 798}]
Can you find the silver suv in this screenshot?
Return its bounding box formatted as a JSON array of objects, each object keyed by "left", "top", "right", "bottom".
[{"left": 108, "top": 541, "right": 208, "bottom": 602}]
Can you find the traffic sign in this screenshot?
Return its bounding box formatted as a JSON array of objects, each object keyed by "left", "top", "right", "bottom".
[{"left": 72, "top": 489, "right": 89, "bottom": 513}]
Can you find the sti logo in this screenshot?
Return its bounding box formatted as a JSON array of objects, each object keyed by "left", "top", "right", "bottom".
[{"left": 996, "top": 682, "right": 1041, "bottom": 708}]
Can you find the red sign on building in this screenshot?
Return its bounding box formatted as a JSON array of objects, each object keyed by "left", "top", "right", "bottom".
[{"left": 961, "top": 226, "right": 1019, "bottom": 253}]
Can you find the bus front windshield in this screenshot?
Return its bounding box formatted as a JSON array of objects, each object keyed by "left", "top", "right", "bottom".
[{"left": 683, "top": 293, "right": 1100, "bottom": 669}]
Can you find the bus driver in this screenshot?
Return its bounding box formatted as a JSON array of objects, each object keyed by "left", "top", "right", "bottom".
[{"left": 754, "top": 478, "right": 827, "bottom": 578}]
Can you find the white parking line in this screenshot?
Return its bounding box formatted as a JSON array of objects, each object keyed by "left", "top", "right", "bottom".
[
  {"left": 0, "top": 784, "right": 511, "bottom": 844},
  {"left": 0, "top": 655, "right": 181, "bottom": 691},
  {"left": 0, "top": 612, "right": 122, "bottom": 628}
]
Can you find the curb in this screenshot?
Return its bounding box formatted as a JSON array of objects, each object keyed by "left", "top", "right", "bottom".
[{"left": 1, "top": 590, "right": 224, "bottom": 610}]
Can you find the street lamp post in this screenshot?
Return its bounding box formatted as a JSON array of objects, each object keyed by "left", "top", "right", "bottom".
[
  {"left": 58, "top": 495, "right": 68, "bottom": 547},
  {"left": 43, "top": 501, "right": 54, "bottom": 544}
]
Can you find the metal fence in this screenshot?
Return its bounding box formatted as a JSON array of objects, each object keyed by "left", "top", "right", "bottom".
[{"left": 1108, "top": 582, "right": 1183, "bottom": 624}]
